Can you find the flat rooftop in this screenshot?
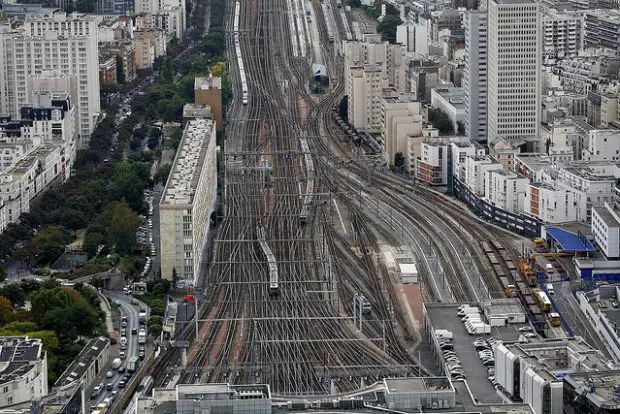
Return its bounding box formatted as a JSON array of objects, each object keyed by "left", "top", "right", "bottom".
[
  {"left": 0, "top": 336, "right": 43, "bottom": 386},
  {"left": 194, "top": 75, "right": 221, "bottom": 90},
  {"left": 55, "top": 336, "right": 109, "bottom": 387},
  {"left": 432, "top": 87, "right": 465, "bottom": 108},
  {"left": 384, "top": 377, "right": 452, "bottom": 394},
  {"left": 426, "top": 304, "right": 532, "bottom": 404},
  {"left": 565, "top": 370, "right": 620, "bottom": 410},
  {"left": 594, "top": 205, "right": 620, "bottom": 228},
  {"left": 161, "top": 119, "right": 215, "bottom": 206}
]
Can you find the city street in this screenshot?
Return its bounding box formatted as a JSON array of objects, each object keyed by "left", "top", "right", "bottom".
[{"left": 86, "top": 292, "right": 150, "bottom": 408}]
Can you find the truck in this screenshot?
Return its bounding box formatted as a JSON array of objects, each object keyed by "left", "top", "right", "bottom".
[
  {"left": 138, "top": 329, "right": 146, "bottom": 345},
  {"left": 112, "top": 358, "right": 122, "bottom": 370},
  {"left": 435, "top": 329, "right": 453, "bottom": 340},
  {"left": 138, "top": 309, "right": 147, "bottom": 323},
  {"left": 126, "top": 356, "right": 140, "bottom": 373},
  {"left": 468, "top": 323, "right": 491, "bottom": 335},
  {"left": 457, "top": 307, "right": 480, "bottom": 317},
  {"left": 546, "top": 263, "right": 554, "bottom": 274}
]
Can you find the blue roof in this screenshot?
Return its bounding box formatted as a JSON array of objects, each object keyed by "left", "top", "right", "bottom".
[{"left": 546, "top": 227, "right": 596, "bottom": 253}]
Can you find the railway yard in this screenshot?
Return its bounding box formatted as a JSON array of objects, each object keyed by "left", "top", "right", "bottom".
[{"left": 149, "top": 0, "right": 572, "bottom": 398}]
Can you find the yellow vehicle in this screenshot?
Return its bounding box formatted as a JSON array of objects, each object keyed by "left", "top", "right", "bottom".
[
  {"left": 548, "top": 312, "right": 561, "bottom": 327},
  {"left": 533, "top": 289, "right": 552, "bottom": 313},
  {"left": 533, "top": 238, "right": 545, "bottom": 248}
]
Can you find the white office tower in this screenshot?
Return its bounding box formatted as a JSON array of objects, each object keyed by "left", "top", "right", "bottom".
[
  {"left": 463, "top": 10, "right": 488, "bottom": 142},
  {"left": 487, "top": 0, "right": 541, "bottom": 141},
  {"left": 0, "top": 13, "right": 100, "bottom": 147},
  {"left": 396, "top": 23, "right": 429, "bottom": 55}
]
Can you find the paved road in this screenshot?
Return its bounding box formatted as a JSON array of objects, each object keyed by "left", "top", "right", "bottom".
[
  {"left": 149, "top": 185, "right": 163, "bottom": 280},
  {"left": 87, "top": 292, "right": 149, "bottom": 408}
]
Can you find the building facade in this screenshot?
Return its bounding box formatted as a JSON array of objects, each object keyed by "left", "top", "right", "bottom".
[
  {"left": 160, "top": 119, "right": 217, "bottom": 284},
  {"left": 0, "top": 13, "right": 100, "bottom": 147},
  {"left": 463, "top": 10, "right": 488, "bottom": 142},
  {"left": 484, "top": 169, "right": 528, "bottom": 213},
  {"left": 584, "top": 10, "right": 620, "bottom": 52},
  {"left": 524, "top": 183, "right": 578, "bottom": 224},
  {"left": 194, "top": 76, "right": 223, "bottom": 132},
  {"left": 0, "top": 336, "right": 48, "bottom": 408},
  {"left": 542, "top": 10, "right": 582, "bottom": 62},
  {"left": 487, "top": 0, "right": 541, "bottom": 141}
]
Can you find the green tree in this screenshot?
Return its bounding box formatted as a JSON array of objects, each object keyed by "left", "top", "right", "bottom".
[
  {"left": 108, "top": 161, "right": 148, "bottom": 211},
  {"left": 190, "top": 55, "right": 209, "bottom": 74},
  {"left": 150, "top": 299, "right": 165, "bottom": 317},
  {"left": 148, "top": 315, "right": 163, "bottom": 326},
  {"left": 172, "top": 267, "right": 179, "bottom": 288},
  {"left": 28, "top": 330, "right": 60, "bottom": 352},
  {"left": 107, "top": 201, "right": 140, "bottom": 254},
  {"left": 339, "top": 96, "right": 348, "bottom": 120},
  {"left": 457, "top": 121, "right": 465, "bottom": 135},
  {"left": 0, "top": 297, "right": 12, "bottom": 325},
  {"left": 348, "top": 0, "right": 361, "bottom": 6},
  {"left": 30, "top": 226, "right": 71, "bottom": 265},
  {"left": 394, "top": 152, "right": 405, "bottom": 171},
  {"left": 0, "top": 284, "right": 26, "bottom": 307},
  {"left": 148, "top": 322, "right": 162, "bottom": 337},
  {"left": 162, "top": 57, "right": 174, "bottom": 83},
  {"left": 57, "top": 208, "right": 88, "bottom": 231},
  {"left": 376, "top": 15, "right": 402, "bottom": 43},
  {"left": 116, "top": 55, "right": 125, "bottom": 84},
  {"left": 428, "top": 108, "right": 454, "bottom": 134},
  {"left": 74, "top": 0, "right": 95, "bottom": 12}
]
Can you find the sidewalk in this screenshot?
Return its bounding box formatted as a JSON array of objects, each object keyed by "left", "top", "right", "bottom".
[{"left": 96, "top": 289, "right": 115, "bottom": 337}]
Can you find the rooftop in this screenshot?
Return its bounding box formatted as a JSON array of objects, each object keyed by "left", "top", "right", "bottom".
[
  {"left": 594, "top": 205, "right": 620, "bottom": 228},
  {"left": 55, "top": 336, "right": 109, "bottom": 387},
  {"left": 194, "top": 75, "right": 221, "bottom": 90},
  {"left": 565, "top": 370, "right": 620, "bottom": 409},
  {"left": 500, "top": 337, "right": 614, "bottom": 380},
  {"left": 161, "top": 119, "right": 216, "bottom": 206},
  {"left": 383, "top": 377, "right": 453, "bottom": 394},
  {"left": 545, "top": 227, "right": 597, "bottom": 253},
  {"left": 432, "top": 87, "right": 465, "bottom": 108},
  {"left": 0, "top": 336, "right": 43, "bottom": 385},
  {"left": 5, "top": 146, "right": 57, "bottom": 177}
]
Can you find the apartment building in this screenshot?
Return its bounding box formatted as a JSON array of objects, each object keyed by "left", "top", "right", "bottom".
[
  {"left": 514, "top": 153, "right": 554, "bottom": 182},
  {"left": 345, "top": 35, "right": 406, "bottom": 132},
  {"left": 0, "top": 336, "right": 48, "bottom": 408},
  {"left": 555, "top": 162, "right": 616, "bottom": 221},
  {"left": 0, "top": 13, "right": 100, "bottom": 147},
  {"left": 524, "top": 182, "right": 578, "bottom": 223},
  {"left": 488, "top": 137, "right": 520, "bottom": 171},
  {"left": 581, "top": 129, "right": 620, "bottom": 162},
  {"left": 99, "top": 55, "right": 117, "bottom": 85},
  {"left": 464, "top": 155, "right": 502, "bottom": 197},
  {"left": 584, "top": 10, "right": 620, "bottom": 52},
  {"left": 484, "top": 169, "right": 528, "bottom": 213},
  {"left": 450, "top": 140, "right": 485, "bottom": 182},
  {"left": 194, "top": 75, "right": 223, "bottom": 132},
  {"left": 542, "top": 9, "right": 582, "bottom": 62},
  {"left": 417, "top": 141, "right": 449, "bottom": 186},
  {"left": 487, "top": 0, "right": 541, "bottom": 141},
  {"left": 396, "top": 23, "right": 428, "bottom": 55},
  {"left": 150, "top": 6, "right": 185, "bottom": 40},
  {"left": 592, "top": 203, "right": 620, "bottom": 258},
  {"left": 380, "top": 94, "right": 424, "bottom": 167},
  {"left": 540, "top": 119, "right": 580, "bottom": 159},
  {"left": 0, "top": 145, "right": 63, "bottom": 223},
  {"left": 348, "top": 65, "right": 384, "bottom": 133},
  {"left": 463, "top": 10, "right": 488, "bottom": 142},
  {"left": 160, "top": 119, "right": 217, "bottom": 284},
  {"left": 587, "top": 87, "right": 620, "bottom": 128},
  {"left": 553, "top": 55, "right": 620, "bottom": 94}
]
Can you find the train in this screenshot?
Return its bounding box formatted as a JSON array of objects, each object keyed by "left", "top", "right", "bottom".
[
  {"left": 233, "top": 1, "right": 249, "bottom": 105},
  {"left": 257, "top": 226, "right": 280, "bottom": 295},
  {"left": 320, "top": 2, "right": 334, "bottom": 42},
  {"left": 299, "top": 134, "right": 314, "bottom": 224}
]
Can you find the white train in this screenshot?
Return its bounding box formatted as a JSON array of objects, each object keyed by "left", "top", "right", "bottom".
[
  {"left": 257, "top": 226, "right": 280, "bottom": 295},
  {"left": 299, "top": 134, "right": 314, "bottom": 224},
  {"left": 233, "top": 1, "right": 248, "bottom": 105}
]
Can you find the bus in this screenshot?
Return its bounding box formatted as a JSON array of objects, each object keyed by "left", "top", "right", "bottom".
[{"left": 534, "top": 289, "right": 552, "bottom": 313}]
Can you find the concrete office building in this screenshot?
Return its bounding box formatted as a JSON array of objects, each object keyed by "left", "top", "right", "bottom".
[
  {"left": 137, "top": 384, "right": 272, "bottom": 414},
  {"left": 487, "top": 0, "right": 541, "bottom": 141},
  {"left": 0, "top": 13, "right": 100, "bottom": 147},
  {"left": 194, "top": 76, "right": 223, "bottom": 132},
  {"left": 564, "top": 370, "right": 620, "bottom": 414},
  {"left": 463, "top": 10, "right": 488, "bottom": 142},
  {"left": 160, "top": 119, "right": 217, "bottom": 284},
  {"left": 430, "top": 87, "right": 465, "bottom": 135},
  {"left": 0, "top": 336, "right": 48, "bottom": 408},
  {"left": 495, "top": 338, "right": 614, "bottom": 414},
  {"left": 380, "top": 94, "right": 425, "bottom": 167}
]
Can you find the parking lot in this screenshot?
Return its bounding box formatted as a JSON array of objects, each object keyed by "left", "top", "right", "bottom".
[{"left": 426, "top": 304, "right": 532, "bottom": 404}]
